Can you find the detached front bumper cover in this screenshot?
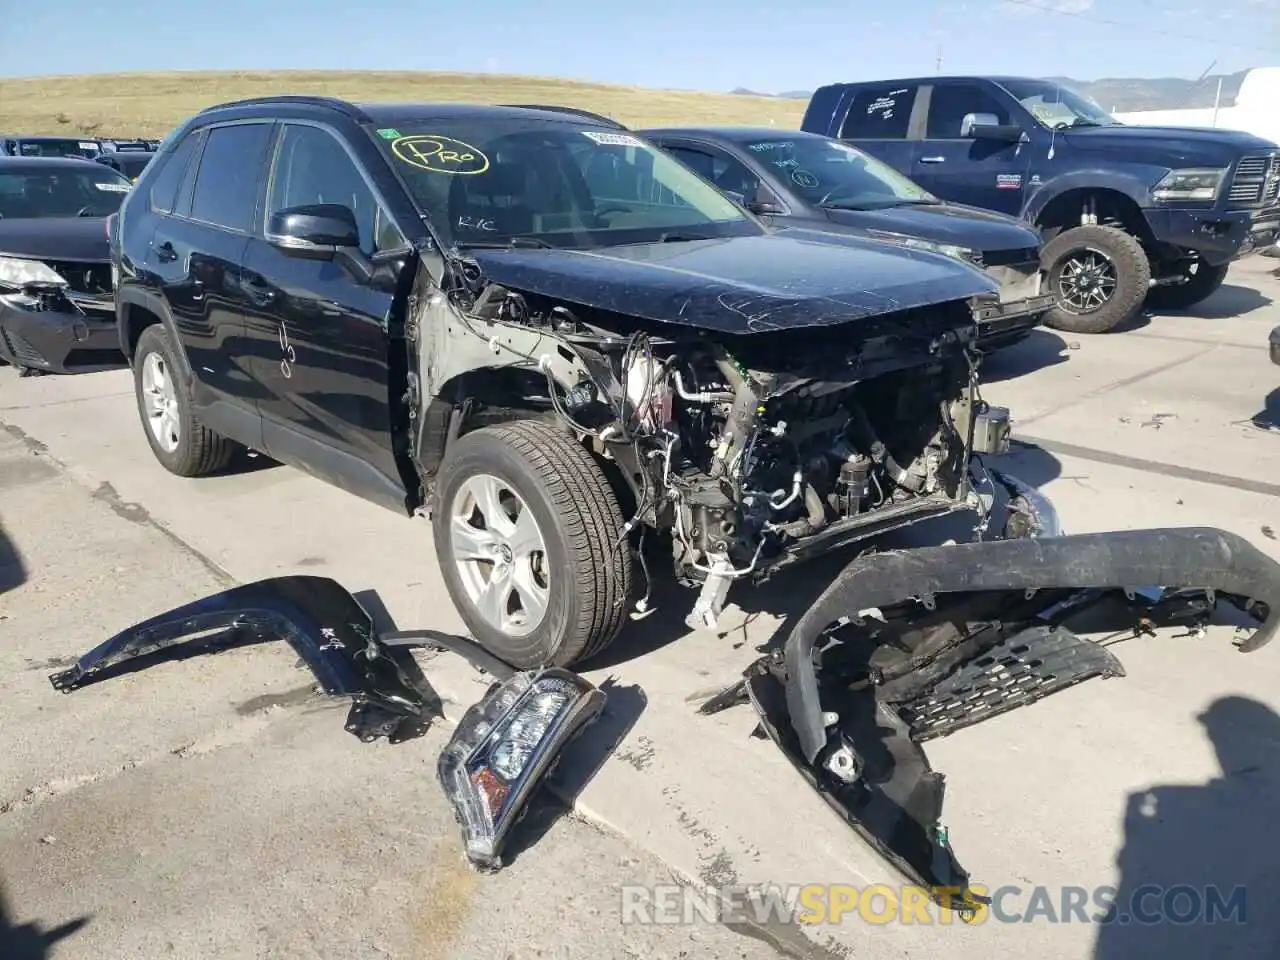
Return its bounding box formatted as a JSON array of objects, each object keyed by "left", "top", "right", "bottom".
[
  {"left": 49, "top": 575, "right": 607, "bottom": 870},
  {"left": 724, "top": 526, "right": 1279, "bottom": 903}
]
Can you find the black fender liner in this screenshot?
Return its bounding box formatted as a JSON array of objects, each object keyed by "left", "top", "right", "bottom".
[
  {"left": 784, "top": 526, "right": 1280, "bottom": 765},
  {"left": 49, "top": 576, "right": 449, "bottom": 743}
]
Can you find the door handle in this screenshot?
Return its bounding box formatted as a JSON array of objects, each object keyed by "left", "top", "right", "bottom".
[
  {"left": 155, "top": 240, "right": 178, "bottom": 263},
  {"left": 241, "top": 275, "right": 277, "bottom": 306},
  {"left": 918, "top": 156, "right": 947, "bottom": 164}
]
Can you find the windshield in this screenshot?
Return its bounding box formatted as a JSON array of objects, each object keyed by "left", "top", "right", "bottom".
[
  {"left": 371, "top": 118, "right": 758, "bottom": 249},
  {"left": 17, "top": 138, "right": 99, "bottom": 159},
  {"left": 742, "top": 136, "right": 936, "bottom": 210},
  {"left": 0, "top": 167, "right": 132, "bottom": 218},
  {"left": 997, "top": 80, "right": 1120, "bottom": 129}
]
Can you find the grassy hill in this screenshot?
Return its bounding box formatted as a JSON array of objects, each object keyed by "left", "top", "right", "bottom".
[{"left": 0, "top": 70, "right": 808, "bottom": 140}]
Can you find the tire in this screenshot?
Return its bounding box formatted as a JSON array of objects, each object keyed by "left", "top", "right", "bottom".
[
  {"left": 433, "top": 419, "right": 635, "bottom": 669},
  {"left": 1145, "top": 259, "right": 1229, "bottom": 311},
  {"left": 132, "top": 324, "right": 237, "bottom": 477},
  {"left": 1040, "top": 225, "right": 1151, "bottom": 334}
]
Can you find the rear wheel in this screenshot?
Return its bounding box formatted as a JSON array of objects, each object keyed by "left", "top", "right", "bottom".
[
  {"left": 433, "top": 418, "right": 635, "bottom": 669},
  {"left": 1145, "top": 258, "right": 1229, "bottom": 311},
  {"left": 1040, "top": 225, "right": 1151, "bottom": 334},
  {"left": 132, "top": 324, "right": 237, "bottom": 477}
]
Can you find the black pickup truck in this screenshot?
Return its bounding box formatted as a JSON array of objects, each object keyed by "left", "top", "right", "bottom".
[{"left": 801, "top": 76, "right": 1280, "bottom": 333}]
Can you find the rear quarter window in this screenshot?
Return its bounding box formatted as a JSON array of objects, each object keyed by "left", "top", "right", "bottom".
[
  {"left": 148, "top": 132, "right": 201, "bottom": 214},
  {"left": 839, "top": 85, "right": 918, "bottom": 139}
]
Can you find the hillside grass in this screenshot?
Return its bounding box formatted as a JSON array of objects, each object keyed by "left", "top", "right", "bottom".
[{"left": 0, "top": 70, "right": 808, "bottom": 139}]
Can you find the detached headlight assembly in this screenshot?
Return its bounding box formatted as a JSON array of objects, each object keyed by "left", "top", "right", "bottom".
[
  {"left": 867, "top": 231, "right": 977, "bottom": 263},
  {"left": 1151, "top": 167, "right": 1227, "bottom": 203},
  {"left": 438, "top": 667, "right": 605, "bottom": 870},
  {"left": 0, "top": 255, "right": 68, "bottom": 291}
]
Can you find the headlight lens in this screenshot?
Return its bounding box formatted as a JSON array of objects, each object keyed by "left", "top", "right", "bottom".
[
  {"left": 0, "top": 256, "right": 68, "bottom": 290},
  {"left": 438, "top": 668, "right": 605, "bottom": 870},
  {"left": 1151, "top": 167, "right": 1227, "bottom": 203},
  {"left": 867, "top": 231, "right": 977, "bottom": 263}
]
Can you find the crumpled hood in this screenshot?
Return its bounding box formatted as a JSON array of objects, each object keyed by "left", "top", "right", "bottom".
[
  {"left": 463, "top": 232, "right": 997, "bottom": 335},
  {"left": 822, "top": 202, "right": 1041, "bottom": 255},
  {"left": 1065, "top": 125, "right": 1278, "bottom": 168},
  {"left": 0, "top": 217, "right": 109, "bottom": 263}
]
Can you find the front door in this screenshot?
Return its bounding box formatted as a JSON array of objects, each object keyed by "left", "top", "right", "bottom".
[
  {"left": 911, "top": 82, "right": 1031, "bottom": 217},
  {"left": 241, "top": 120, "right": 410, "bottom": 498}
]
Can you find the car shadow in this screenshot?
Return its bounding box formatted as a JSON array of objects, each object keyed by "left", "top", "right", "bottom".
[
  {"left": 1248, "top": 387, "right": 1280, "bottom": 432},
  {"left": 0, "top": 519, "right": 27, "bottom": 596},
  {"left": 1149, "top": 282, "right": 1274, "bottom": 321},
  {"left": 980, "top": 328, "right": 1072, "bottom": 383},
  {"left": 1092, "top": 695, "right": 1280, "bottom": 959},
  {"left": 0, "top": 875, "right": 90, "bottom": 960}
]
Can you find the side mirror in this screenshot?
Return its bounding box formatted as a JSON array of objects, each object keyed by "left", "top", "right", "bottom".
[
  {"left": 962, "top": 113, "right": 1024, "bottom": 143},
  {"left": 744, "top": 183, "right": 785, "bottom": 216},
  {"left": 267, "top": 203, "right": 360, "bottom": 258}
]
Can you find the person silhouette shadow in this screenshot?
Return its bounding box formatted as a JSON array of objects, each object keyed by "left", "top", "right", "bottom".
[{"left": 1094, "top": 695, "right": 1280, "bottom": 959}]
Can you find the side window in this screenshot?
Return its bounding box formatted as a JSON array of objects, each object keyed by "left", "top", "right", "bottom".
[
  {"left": 665, "top": 146, "right": 761, "bottom": 199},
  {"left": 266, "top": 123, "right": 399, "bottom": 256},
  {"left": 840, "top": 85, "right": 918, "bottom": 139},
  {"left": 147, "top": 131, "right": 200, "bottom": 214},
  {"left": 188, "top": 122, "right": 274, "bottom": 232},
  {"left": 925, "top": 85, "right": 1012, "bottom": 139}
]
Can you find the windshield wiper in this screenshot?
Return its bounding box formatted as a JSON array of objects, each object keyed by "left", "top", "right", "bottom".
[
  {"left": 454, "top": 236, "right": 553, "bottom": 250},
  {"left": 657, "top": 231, "right": 713, "bottom": 243}
]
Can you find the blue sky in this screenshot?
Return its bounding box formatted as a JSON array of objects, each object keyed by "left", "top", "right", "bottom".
[{"left": 1, "top": 0, "right": 1275, "bottom": 91}]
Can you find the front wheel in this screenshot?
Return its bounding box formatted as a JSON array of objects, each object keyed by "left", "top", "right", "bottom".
[
  {"left": 432, "top": 418, "right": 635, "bottom": 669},
  {"left": 1145, "top": 259, "right": 1229, "bottom": 311},
  {"left": 132, "top": 324, "right": 237, "bottom": 477},
  {"left": 1039, "top": 225, "right": 1152, "bottom": 334}
]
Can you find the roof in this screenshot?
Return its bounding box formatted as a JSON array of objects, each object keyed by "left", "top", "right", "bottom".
[
  {"left": 358, "top": 101, "right": 618, "bottom": 128},
  {"left": 197, "top": 95, "right": 619, "bottom": 130},
  {"left": 638, "top": 125, "right": 826, "bottom": 142},
  {"left": 814, "top": 75, "right": 1050, "bottom": 89},
  {"left": 0, "top": 134, "right": 96, "bottom": 142},
  {"left": 0, "top": 156, "right": 106, "bottom": 171}
]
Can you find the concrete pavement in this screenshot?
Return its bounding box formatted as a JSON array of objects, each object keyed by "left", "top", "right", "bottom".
[{"left": 3, "top": 256, "right": 1280, "bottom": 958}]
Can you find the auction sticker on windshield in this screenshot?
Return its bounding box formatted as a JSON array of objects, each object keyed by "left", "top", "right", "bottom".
[
  {"left": 391, "top": 135, "right": 490, "bottom": 175},
  {"left": 581, "top": 131, "right": 645, "bottom": 147},
  {"left": 94, "top": 183, "right": 131, "bottom": 192}
]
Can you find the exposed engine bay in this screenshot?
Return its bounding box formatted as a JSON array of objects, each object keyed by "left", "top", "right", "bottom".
[{"left": 416, "top": 268, "right": 1017, "bottom": 631}]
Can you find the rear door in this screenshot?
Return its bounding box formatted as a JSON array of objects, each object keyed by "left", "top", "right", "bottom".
[
  {"left": 147, "top": 120, "right": 275, "bottom": 417},
  {"left": 911, "top": 81, "right": 1031, "bottom": 216},
  {"left": 240, "top": 120, "right": 410, "bottom": 503},
  {"left": 832, "top": 82, "right": 923, "bottom": 175}
]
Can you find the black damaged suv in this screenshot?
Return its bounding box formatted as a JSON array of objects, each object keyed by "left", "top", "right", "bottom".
[{"left": 110, "top": 95, "right": 1048, "bottom": 667}]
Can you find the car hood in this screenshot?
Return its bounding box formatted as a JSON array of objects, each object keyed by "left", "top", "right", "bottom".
[
  {"left": 822, "top": 202, "right": 1041, "bottom": 254},
  {"left": 0, "top": 217, "right": 109, "bottom": 262},
  {"left": 1065, "top": 125, "right": 1278, "bottom": 166},
  {"left": 462, "top": 232, "right": 997, "bottom": 335}
]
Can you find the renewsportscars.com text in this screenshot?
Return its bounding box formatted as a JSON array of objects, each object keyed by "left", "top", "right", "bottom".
[{"left": 620, "top": 882, "right": 1248, "bottom": 927}]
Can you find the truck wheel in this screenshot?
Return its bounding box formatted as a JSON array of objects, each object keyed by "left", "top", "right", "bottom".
[
  {"left": 1145, "top": 259, "right": 1229, "bottom": 311},
  {"left": 433, "top": 419, "right": 635, "bottom": 669},
  {"left": 1040, "top": 225, "right": 1151, "bottom": 334},
  {"left": 132, "top": 324, "right": 237, "bottom": 477}
]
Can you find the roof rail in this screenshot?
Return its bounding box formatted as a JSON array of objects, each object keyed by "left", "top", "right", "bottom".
[
  {"left": 500, "top": 104, "right": 628, "bottom": 129},
  {"left": 202, "top": 95, "right": 370, "bottom": 121}
]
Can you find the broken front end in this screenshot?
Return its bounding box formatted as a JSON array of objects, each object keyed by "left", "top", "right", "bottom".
[
  {"left": 409, "top": 259, "right": 1029, "bottom": 637},
  {"left": 710, "top": 526, "right": 1280, "bottom": 902}
]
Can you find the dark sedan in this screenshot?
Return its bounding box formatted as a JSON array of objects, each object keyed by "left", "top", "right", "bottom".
[
  {"left": 640, "top": 126, "right": 1055, "bottom": 347},
  {"left": 0, "top": 157, "right": 131, "bottom": 375}
]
